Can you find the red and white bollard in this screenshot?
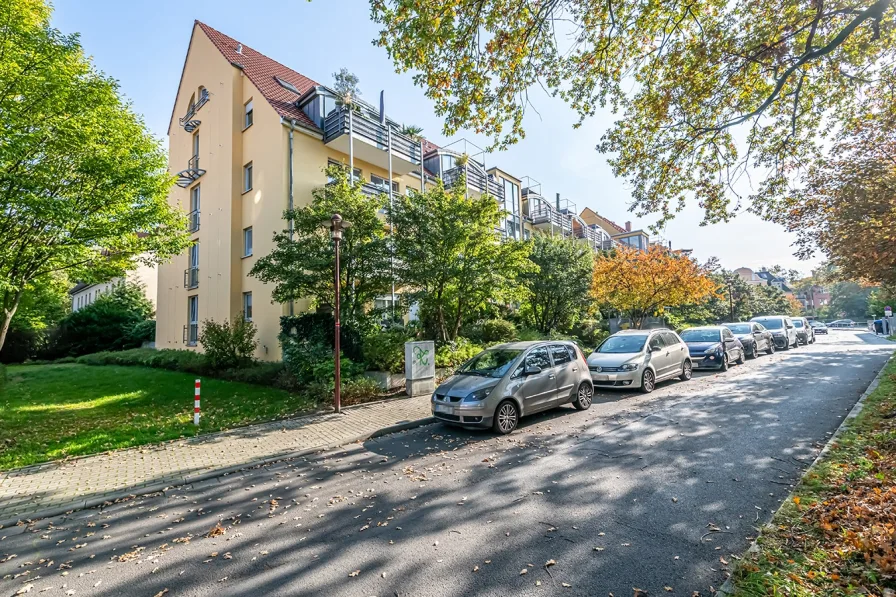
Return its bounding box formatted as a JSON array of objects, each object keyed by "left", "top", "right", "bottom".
[{"left": 194, "top": 379, "right": 201, "bottom": 426}]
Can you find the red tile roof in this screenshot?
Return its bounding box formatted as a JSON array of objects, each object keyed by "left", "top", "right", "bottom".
[{"left": 195, "top": 21, "right": 319, "bottom": 130}]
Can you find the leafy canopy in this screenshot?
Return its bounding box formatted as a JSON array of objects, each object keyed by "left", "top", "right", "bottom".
[
  {"left": 371, "top": 0, "right": 896, "bottom": 227},
  {"left": 388, "top": 179, "right": 533, "bottom": 341},
  {"left": 591, "top": 245, "right": 717, "bottom": 328},
  {"left": 521, "top": 234, "right": 595, "bottom": 333},
  {"left": 0, "top": 0, "right": 189, "bottom": 350},
  {"left": 250, "top": 165, "right": 392, "bottom": 328}
]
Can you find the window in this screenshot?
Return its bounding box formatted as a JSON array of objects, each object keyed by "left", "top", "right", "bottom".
[
  {"left": 550, "top": 344, "right": 571, "bottom": 365},
  {"left": 243, "top": 162, "right": 253, "bottom": 192},
  {"left": 661, "top": 331, "right": 680, "bottom": 346},
  {"left": 370, "top": 174, "right": 399, "bottom": 193},
  {"left": 192, "top": 133, "right": 199, "bottom": 159},
  {"left": 186, "top": 242, "right": 199, "bottom": 289},
  {"left": 243, "top": 227, "right": 253, "bottom": 257},
  {"left": 649, "top": 334, "right": 664, "bottom": 351},
  {"left": 243, "top": 292, "right": 253, "bottom": 321},
  {"left": 244, "top": 100, "right": 254, "bottom": 129},
  {"left": 525, "top": 346, "right": 551, "bottom": 370},
  {"left": 187, "top": 295, "right": 199, "bottom": 345},
  {"left": 723, "top": 329, "right": 735, "bottom": 340},
  {"left": 189, "top": 185, "right": 200, "bottom": 232}
]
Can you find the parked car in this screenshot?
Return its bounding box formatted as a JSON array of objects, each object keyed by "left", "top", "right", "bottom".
[
  {"left": 810, "top": 321, "right": 829, "bottom": 334},
  {"left": 828, "top": 319, "right": 856, "bottom": 328},
  {"left": 722, "top": 322, "right": 775, "bottom": 358},
  {"left": 751, "top": 316, "right": 799, "bottom": 349},
  {"left": 679, "top": 326, "right": 745, "bottom": 370},
  {"left": 431, "top": 341, "right": 594, "bottom": 435},
  {"left": 792, "top": 317, "right": 815, "bottom": 344},
  {"left": 586, "top": 329, "right": 692, "bottom": 394}
]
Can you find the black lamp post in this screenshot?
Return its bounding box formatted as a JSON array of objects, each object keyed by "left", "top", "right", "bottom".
[{"left": 328, "top": 213, "right": 351, "bottom": 413}]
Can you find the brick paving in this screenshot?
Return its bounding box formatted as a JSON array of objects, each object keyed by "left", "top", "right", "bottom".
[{"left": 0, "top": 396, "right": 432, "bottom": 527}]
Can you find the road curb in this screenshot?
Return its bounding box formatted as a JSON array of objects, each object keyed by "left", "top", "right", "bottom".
[
  {"left": 0, "top": 415, "right": 436, "bottom": 530},
  {"left": 717, "top": 353, "right": 894, "bottom": 596}
]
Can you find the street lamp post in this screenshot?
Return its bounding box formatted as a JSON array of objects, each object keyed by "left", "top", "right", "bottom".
[{"left": 328, "top": 213, "right": 351, "bottom": 413}]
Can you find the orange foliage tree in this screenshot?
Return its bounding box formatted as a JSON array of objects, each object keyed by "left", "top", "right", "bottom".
[{"left": 591, "top": 246, "right": 718, "bottom": 328}]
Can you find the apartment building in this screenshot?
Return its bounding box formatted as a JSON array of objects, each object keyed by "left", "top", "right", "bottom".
[
  {"left": 157, "top": 21, "right": 670, "bottom": 361},
  {"left": 70, "top": 260, "right": 158, "bottom": 312}
]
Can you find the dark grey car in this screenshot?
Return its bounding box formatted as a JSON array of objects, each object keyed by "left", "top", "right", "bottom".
[
  {"left": 431, "top": 341, "right": 594, "bottom": 435},
  {"left": 722, "top": 322, "right": 775, "bottom": 358}
]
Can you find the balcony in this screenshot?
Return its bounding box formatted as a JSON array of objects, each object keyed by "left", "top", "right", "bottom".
[
  {"left": 323, "top": 106, "right": 421, "bottom": 175},
  {"left": 184, "top": 267, "right": 199, "bottom": 289},
  {"left": 178, "top": 88, "right": 208, "bottom": 133},
  {"left": 441, "top": 166, "right": 504, "bottom": 199},
  {"left": 176, "top": 155, "right": 205, "bottom": 188},
  {"left": 574, "top": 223, "right": 606, "bottom": 249},
  {"left": 530, "top": 204, "right": 573, "bottom": 234},
  {"left": 187, "top": 210, "right": 200, "bottom": 233}
]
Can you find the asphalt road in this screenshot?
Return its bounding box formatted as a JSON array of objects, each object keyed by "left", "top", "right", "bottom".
[{"left": 1, "top": 330, "right": 892, "bottom": 597}]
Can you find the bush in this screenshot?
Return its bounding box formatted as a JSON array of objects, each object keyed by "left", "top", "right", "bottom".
[
  {"left": 362, "top": 330, "right": 410, "bottom": 373},
  {"left": 126, "top": 320, "right": 156, "bottom": 346},
  {"left": 281, "top": 337, "right": 363, "bottom": 387},
  {"left": 199, "top": 316, "right": 257, "bottom": 369},
  {"left": 341, "top": 377, "right": 383, "bottom": 406},
  {"left": 479, "top": 319, "right": 517, "bottom": 344},
  {"left": 0, "top": 325, "right": 45, "bottom": 363},
  {"left": 435, "top": 337, "right": 483, "bottom": 368},
  {"left": 279, "top": 313, "right": 364, "bottom": 361},
  {"left": 571, "top": 318, "right": 609, "bottom": 348}
]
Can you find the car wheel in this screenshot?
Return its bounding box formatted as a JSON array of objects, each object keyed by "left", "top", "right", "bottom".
[
  {"left": 781, "top": 339, "right": 790, "bottom": 351},
  {"left": 572, "top": 382, "right": 593, "bottom": 411},
  {"left": 679, "top": 360, "right": 692, "bottom": 381},
  {"left": 492, "top": 400, "right": 519, "bottom": 435},
  {"left": 641, "top": 369, "right": 656, "bottom": 394},
  {"left": 767, "top": 341, "right": 775, "bottom": 355},
  {"left": 736, "top": 350, "right": 746, "bottom": 365},
  {"left": 750, "top": 342, "right": 759, "bottom": 359},
  {"left": 720, "top": 354, "right": 729, "bottom": 371}
]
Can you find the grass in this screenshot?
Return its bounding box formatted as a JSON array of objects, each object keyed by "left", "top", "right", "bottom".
[
  {"left": 731, "top": 356, "right": 896, "bottom": 596},
  {"left": 0, "top": 363, "right": 317, "bottom": 470}
]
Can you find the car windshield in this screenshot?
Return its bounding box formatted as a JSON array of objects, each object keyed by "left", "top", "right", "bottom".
[
  {"left": 725, "top": 324, "right": 751, "bottom": 334},
  {"left": 756, "top": 318, "right": 783, "bottom": 329},
  {"left": 680, "top": 329, "right": 721, "bottom": 342},
  {"left": 793, "top": 320, "right": 804, "bottom": 328},
  {"left": 457, "top": 349, "right": 522, "bottom": 378},
  {"left": 597, "top": 335, "right": 647, "bottom": 354}
]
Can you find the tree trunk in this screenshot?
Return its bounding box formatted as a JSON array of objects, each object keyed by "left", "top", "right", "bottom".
[{"left": 0, "top": 289, "right": 24, "bottom": 353}]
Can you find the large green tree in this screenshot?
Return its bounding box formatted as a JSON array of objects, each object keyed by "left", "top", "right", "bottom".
[
  {"left": 389, "top": 180, "right": 533, "bottom": 341},
  {"left": 250, "top": 166, "right": 393, "bottom": 327},
  {"left": 828, "top": 281, "right": 873, "bottom": 319},
  {"left": 0, "top": 0, "right": 189, "bottom": 351},
  {"left": 520, "top": 234, "right": 594, "bottom": 333},
  {"left": 371, "top": 0, "right": 895, "bottom": 227},
  {"left": 0, "top": 272, "right": 69, "bottom": 362}
]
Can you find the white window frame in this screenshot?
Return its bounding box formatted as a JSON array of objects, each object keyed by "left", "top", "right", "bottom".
[
  {"left": 187, "top": 295, "right": 199, "bottom": 345},
  {"left": 243, "top": 226, "right": 253, "bottom": 257},
  {"left": 243, "top": 162, "right": 253, "bottom": 193}
]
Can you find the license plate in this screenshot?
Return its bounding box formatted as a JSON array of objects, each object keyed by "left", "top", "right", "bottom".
[
  {"left": 433, "top": 404, "right": 453, "bottom": 414},
  {"left": 593, "top": 374, "right": 609, "bottom": 381}
]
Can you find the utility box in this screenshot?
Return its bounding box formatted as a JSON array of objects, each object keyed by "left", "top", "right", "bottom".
[{"left": 405, "top": 340, "right": 435, "bottom": 397}]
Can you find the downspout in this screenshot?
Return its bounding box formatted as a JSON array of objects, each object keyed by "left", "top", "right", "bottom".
[{"left": 288, "top": 119, "right": 296, "bottom": 316}]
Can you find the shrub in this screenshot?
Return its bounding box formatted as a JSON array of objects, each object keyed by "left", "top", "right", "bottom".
[
  {"left": 435, "top": 337, "right": 483, "bottom": 368},
  {"left": 479, "top": 318, "right": 517, "bottom": 344},
  {"left": 199, "top": 315, "right": 257, "bottom": 369},
  {"left": 281, "top": 337, "right": 363, "bottom": 387},
  {"left": 126, "top": 320, "right": 156, "bottom": 346},
  {"left": 279, "top": 313, "right": 364, "bottom": 361},
  {"left": 571, "top": 318, "right": 609, "bottom": 349},
  {"left": 362, "top": 330, "right": 409, "bottom": 373},
  {"left": 341, "top": 377, "right": 383, "bottom": 406},
  {"left": 0, "top": 325, "right": 45, "bottom": 364}
]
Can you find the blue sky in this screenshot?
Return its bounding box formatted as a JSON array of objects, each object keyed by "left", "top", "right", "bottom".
[{"left": 53, "top": 0, "right": 817, "bottom": 275}]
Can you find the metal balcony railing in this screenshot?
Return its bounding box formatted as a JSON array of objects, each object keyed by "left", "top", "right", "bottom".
[
  {"left": 187, "top": 210, "right": 200, "bottom": 233},
  {"left": 440, "top": 166, "right": 504, "bottom": 198},
  {"left": 184, "top": 267, "right": 199, "bottom": 289},
  {"left": 530, "top": 204, "right": 572, "bottom": 231},
  {"left": 176, "top": 155, "right": 205, "bottom": 188},
  {"left": 323, "top": 106, "right": 421, "bottom": 165},
  {"left": 575, "top": 225, "right": 605, "bottom": 246},
  {"left": 178, "top": 88, "right": 209, "bottom": 132}
]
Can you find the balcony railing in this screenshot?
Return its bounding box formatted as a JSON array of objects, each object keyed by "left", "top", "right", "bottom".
[
  {"left": 178, "top": 88, "right": 209, "bottom": 132},
  {"left": 530, "top": 204, "right": 572, "bottom": 231},
  {"left": 184, "top": 267, "right": 199, "bottom": 289},
  {"left": 575, "top": 225, "right": 605, "bottom": 247},
  {"left": 441, "top": 166, "right": 504, "bottom": 198},
  {"left": 323, "top": 106, "right": 421, "bottom": 165},
  {"left": 176, "top": 155, "right": 205, "bottom": 188},
  {"left": 188, "top": 210, "right": 200, "bottom": 233}
]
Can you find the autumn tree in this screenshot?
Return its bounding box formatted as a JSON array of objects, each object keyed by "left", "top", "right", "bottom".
[
  {"left": 520, "top": 234, "right": 594, "bottom": 334},
  {"left": 591, "top": 246, "right": 717, "bottom": 328},
  {"left": 0, "top": 0, "right": 189, "bottom": 352},
  {"left": 371, "top": 0, "right": 896, "bottom": 227},
  {"left": 388, "top": 180, "right": 533, "bottom": 342}
]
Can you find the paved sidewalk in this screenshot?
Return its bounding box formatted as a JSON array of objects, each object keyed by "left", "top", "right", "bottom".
[{"left": 0, "top": 395, "right": 433, "bottom": 527}]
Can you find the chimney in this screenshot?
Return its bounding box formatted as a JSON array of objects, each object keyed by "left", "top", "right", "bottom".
[
  {"left": 555, "top": 193, "right": 561, "bottom": 210},
  {"left": 625, "top": 221, "right": 632, "bottom": 232},
  {"left": 668, "top": 240, "right": 672, "bottom": 249}
]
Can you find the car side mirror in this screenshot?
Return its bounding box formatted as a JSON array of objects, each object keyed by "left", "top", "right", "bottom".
[{"left": 524, "top": 364, "right": 542, "bottom": 376}]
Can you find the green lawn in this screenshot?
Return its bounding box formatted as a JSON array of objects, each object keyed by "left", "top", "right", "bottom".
[{"left": 0, "top": 363, "right": 316, "bottom": 470}]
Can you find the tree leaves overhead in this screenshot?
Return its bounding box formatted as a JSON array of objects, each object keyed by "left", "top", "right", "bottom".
[{"left": 371, "top": 0, "right": 896, "bottom": 226}]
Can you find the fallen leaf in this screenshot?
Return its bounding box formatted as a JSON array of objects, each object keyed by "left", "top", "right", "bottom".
[
  {"left": 719, "top": 556, "right": 729, "bottom": 565},
  {"left": 152, "top": 591, "right": 168, "bottom": 597},
  {"left": 665, "top": 587, "right": 673, "bottom": 592},
  {"left": 348, "top": 570, "right": 360, "bottom": 577},
  {"left": 562, "top": 583, "right": 572, "bottom": 588},
  {"left": 15, "top": 585, "right": 33, "bottom": 595},
  {"left": 793, "top": 497, "right": 801, "bottom": 506},
  {"left": 520, "top": 568, "right": 528, "bottom": 575},
  {"left": 472, "top": 565, "right": 479, "bottom": 572},
  {"left": 206, "top": 523, "right": 226, "bottom": 538},
  {"left": 545, "top": 559, "right": 556, "bottom": 567}
]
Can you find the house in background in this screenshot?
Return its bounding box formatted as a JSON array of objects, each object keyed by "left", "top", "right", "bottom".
[
  {"left": 735, "top": 267, "right": 795, "bottom": 297},
  {"left": 796, "top": 285, "right": 831, "bottom": 310},
  {"left": 69, "top": 261, "right": 158, "bottom": 312}
]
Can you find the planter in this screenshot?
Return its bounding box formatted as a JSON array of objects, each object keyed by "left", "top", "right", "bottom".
[{"left": 363, "top": 370, "right": 406, "bottom": 391}]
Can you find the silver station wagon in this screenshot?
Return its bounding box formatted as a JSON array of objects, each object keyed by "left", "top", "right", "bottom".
[
  {"left": 431, "top": 341, "right": 594, "bottom": 435},
  {"left": 586, "top": 329, "right": 692, "bottom": 393}
]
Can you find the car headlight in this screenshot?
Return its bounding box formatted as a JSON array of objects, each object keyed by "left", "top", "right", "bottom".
[
  {"left": 704, "top": 343, "right": 722, "bottom": 355},
  {"left": 589, "top": 364, "right": 602, "bottom": 373},
  {"left": 620, "top": 363, "right": 639, "bottom": 371},
  {"left": 463, "top": 387, "right": 493, "bottom": 402}
]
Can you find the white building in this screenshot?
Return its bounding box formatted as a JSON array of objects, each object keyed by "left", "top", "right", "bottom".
[{"left": 69, "top": 261, "right": 158, "bottom": 312}]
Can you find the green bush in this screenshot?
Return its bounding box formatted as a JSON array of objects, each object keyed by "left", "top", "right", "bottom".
[
  {"left": 126, "top": 319, "right": 156, "bottom": 346},
  {"left": 572, "top": 318, "right": 609, "bottom": 349},
  {"left": 341, "top": 377, "right": 383, "bottom": 406},
  {"left": 362, "top": 330, "right": 409, "bottom": 373},
  {"left": 435, "top": 337, "right": 483, "bottom": 368},
  {"left": 479, "top": 319, "right": 517, "bottom": 344},
  {"left": 279, "top": 313, "right": 364, "bottom": 361},
  {"left": 199, "top": 315, "right": 257, "bottom": 369},
  {"left": 281, "top": 338, "right": 363, "bottom": 387}
]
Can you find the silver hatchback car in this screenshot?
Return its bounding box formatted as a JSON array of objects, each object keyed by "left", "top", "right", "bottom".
[
  {"left": 586, "top": 329, "right": 692, "bottom": 393},
  {"left": 431, "top": 341, "right": 594, "bottom": 435}
]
